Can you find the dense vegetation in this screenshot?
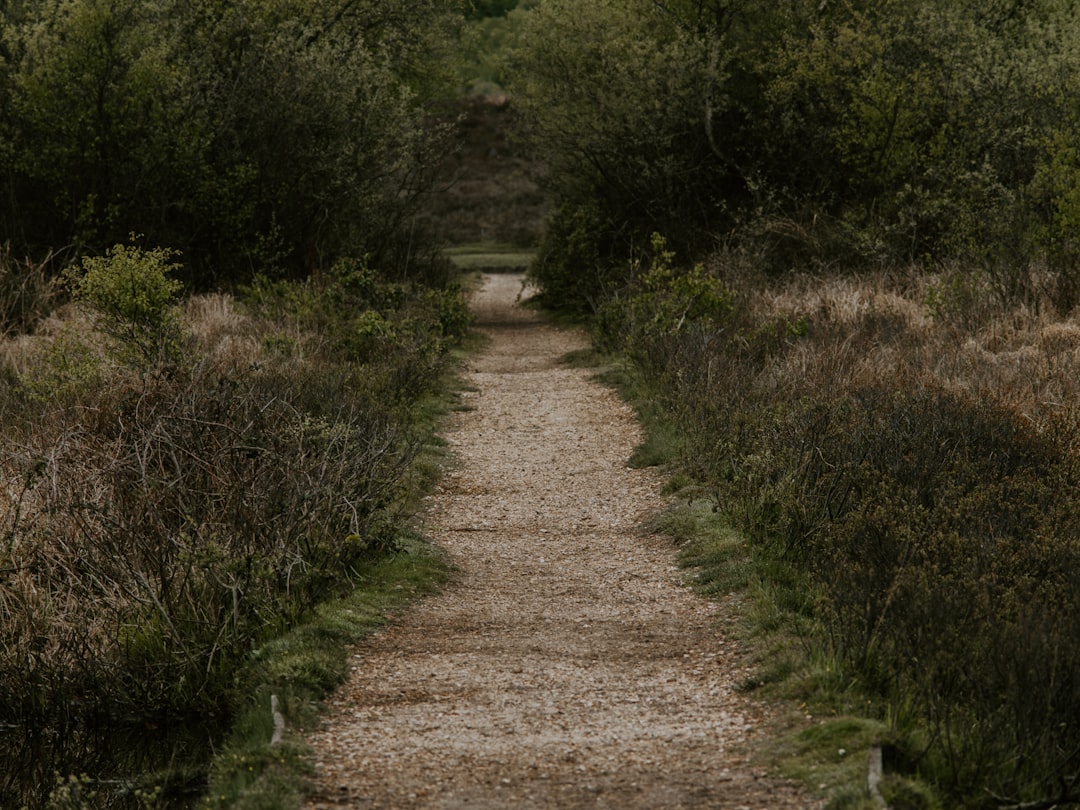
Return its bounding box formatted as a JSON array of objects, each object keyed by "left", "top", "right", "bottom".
[
  {"left": 1, "top": 249, "right": 469, "bottom": 808},
  {"left": 510, "top": 1, "right": 1080, "bottom": 808},
  {"left": 0, "top": 0, "right": 475, "bottom": 806},
  {"left": 4, "top": 0, "right": 1080, "bottom": 806},
  {"left": 0, "top": 0, "right": 461, "bottom": 288},
  {"left": 514, "top": 0, "right": 1080, "bottom": 314}
]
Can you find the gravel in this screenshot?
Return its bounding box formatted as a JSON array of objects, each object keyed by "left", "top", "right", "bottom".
[{"left": 303, "top": 274, "right": 819, "bottom": 809}]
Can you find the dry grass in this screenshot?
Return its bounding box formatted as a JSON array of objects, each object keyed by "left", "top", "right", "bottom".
[
  {"left": 745, "top": 267, "right": 1080, "bottom": 429},
  {"left": 603, "top": 260, "right": 1080, "bottom": 807},
  {"left": 0, "top": 244, "right": 62, "bottom": 338},
  {"left": 0, "top": 269, "right": 466, "bottom": 807}
]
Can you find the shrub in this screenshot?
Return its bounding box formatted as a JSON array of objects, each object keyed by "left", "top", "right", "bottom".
[
  {"left": 788, "top": 385, "right": 1080, "bottom": 804},
  {"left": 510, "top": 0, "right": 731, "bottom": 308},
  {"left": 0, "top": 0, "right": 459, "bottom": 285},
  {"left": 530, "top": 200, "right": 619, "bottom": 314},
  {"left": 0, "top": 259, "right": 467, "bottom": 806},
  {"left": 596, "top": 234, "right": 736, "bottom": 353},
  {"left": 603, "top": 259, "right": 1080, "bottom": 805},
  {"left": 66, "top": 240, "right": 184, "bottom": 367}
]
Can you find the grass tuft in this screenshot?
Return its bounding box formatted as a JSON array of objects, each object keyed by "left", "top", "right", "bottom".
[{"left": 199, "top": 548, "right": 449, "bottom": 810}]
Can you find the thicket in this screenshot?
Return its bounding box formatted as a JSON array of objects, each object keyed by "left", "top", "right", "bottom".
[
  {"left": 598, "top": 257, "right": 1080, "bottom": 807},
  {"left": 0, "top": 242, "right": 469, "bottom": 807},
  {"left": 512, "top": 0, "right": 1080, "bottom": 806},
  {"left": 513, "top": 0, "right": 1080, "bottom": 313},
  {"left": 0, "top": 0, "right": 462, "bottom": 288}
]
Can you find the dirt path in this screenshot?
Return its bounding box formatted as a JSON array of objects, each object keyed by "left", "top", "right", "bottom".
[{"left": 303, "top": 274, "right": 816, "bottom": 809}]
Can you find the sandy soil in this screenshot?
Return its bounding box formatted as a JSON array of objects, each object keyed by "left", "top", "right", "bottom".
[{"left": 302, "top": 274, "right": 818, "bottom": 809}]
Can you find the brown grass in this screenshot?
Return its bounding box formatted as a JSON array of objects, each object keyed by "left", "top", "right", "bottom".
[
  {"left": 0, "top": 269, "right": 465, "bottom": 807},
  {"left": 603, "top": 258, "right": 1080, "bottom": 806}
]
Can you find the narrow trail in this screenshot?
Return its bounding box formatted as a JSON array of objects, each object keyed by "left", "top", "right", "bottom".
[{"left": 304, "top": 274, "right": 816, "bottom": 809}]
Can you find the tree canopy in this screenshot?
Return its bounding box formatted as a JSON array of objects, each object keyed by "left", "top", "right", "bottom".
[
  {"left": 511, "top": 0, "right": 1080, "bottom": 311},
  {"left": 0, "top": 0, "right": 463, "bottom": 286}
]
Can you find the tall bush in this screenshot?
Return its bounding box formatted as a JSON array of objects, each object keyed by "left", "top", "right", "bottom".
[
  {"left": 0, "top": 0, "right": 460, "bottom": 285},
  {"left": 516, "top": 0, "right": 1080, "bottom": 309}
]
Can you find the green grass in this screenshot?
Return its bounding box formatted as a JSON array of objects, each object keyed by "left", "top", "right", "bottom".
[
  {"left": 197, "top": 544, "right": 450, "bottom": 810},
  {"left": 653, "top": 499, "right": 919, "bottom": 807},
  {"left": 442, "top": 242, "right": 536, "bottom": 271},
  {"left": 654, "top": 502, "right": 755, "bottom": 596},
  {"left": 776, "top": 716, "right": 888, "bottom": 808}
]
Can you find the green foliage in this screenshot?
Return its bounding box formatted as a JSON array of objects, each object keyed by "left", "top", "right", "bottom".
[
  {"left": 0, "top": 0, "right": 461, "bottom": 285},
  {"left": 18, "top": 328, "right": 107, "bottom": 405},
  {"left": 243, "top": 256, "right": 471, "bottom": 385},
  {"left": 456, "top": 2, "right": 534, "bottom": 93},
  {"left": 530, "top": 200, "right": 616, "bottom": 314},
  {"left": 464, "top": 0, "right": 521, "bottom": 20},
  {"left": 596, "top": 234, "right": 735, "bottom": 360},
  {"left": 67, "top": 240, "right": 184, "bottom": 366},
  {"left": 776, "top": 386, "right": 1080, "bottom": 805},
  {"left": 924, "top": 264, "right": 992, "bottom": 329},
  {"left": 510, "top": 0, "right": 731, "bottom": 307},
  {"left": 630, "top": 234, "right": 734, "bottom": 336},
  {"left": 515, "top": 0, "right": 1080, "bottom": 307}
]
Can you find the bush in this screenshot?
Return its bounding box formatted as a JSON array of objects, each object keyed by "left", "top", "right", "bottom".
[
  {"left": 0, "top": 0, "right": 459, "bottom": 285},
  {"left": 66, "top": 240, "right": 184, "bottom": 367},
  {"left": 510, "top": 0, "right": 732, "bottom": 307},
  {"left": 600, "top": 258, "right": 1080, "bottom": 805},
  {"left": 781, "top": 385, "right": 1080, "bottom": 804},
  {"left": 0, "top": 255, "right": 468, "bottom": 806}
]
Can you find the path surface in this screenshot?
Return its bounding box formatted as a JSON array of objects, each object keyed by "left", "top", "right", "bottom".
[{"left": 303, "top": 274, "right": 816, "bottom": 809}]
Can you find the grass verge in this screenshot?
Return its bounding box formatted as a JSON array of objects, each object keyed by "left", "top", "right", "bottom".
[{"left": 198, "top": 540, "right": 450, "bottom": 810}]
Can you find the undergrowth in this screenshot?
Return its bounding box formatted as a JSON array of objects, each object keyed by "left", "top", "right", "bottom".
[
  {"left": 198, "top": 543, "right": 448, "bottom": 810},
  {"left": 0, "top": 242, "right": 470, "bottom": 808},
  {"left": 596, "top": 240, "right": 1080, "bottom": 809}
]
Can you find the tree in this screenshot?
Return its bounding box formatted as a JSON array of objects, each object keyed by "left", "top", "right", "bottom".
[
  {"left": 0, "top": 0, "right": 462, "bottom": 285},
  {"left": 510, "top": 0, "right": 734, "bottom": 309}
]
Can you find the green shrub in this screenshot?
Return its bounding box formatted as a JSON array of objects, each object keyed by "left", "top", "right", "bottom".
[
  {"left": 66, "top": 240, "right": 184, "bottom": 367},
  {"left": 786, "top": 386, "right": 1080, "bottom": 804},
  {"left": 598, "top": 252, "right": 1080, "bottom": 804},
  {"left": 530, "top": 200, "right": 617, "bottom": 314},
  {"left": 696, "top": 365, "right": 1080, "bottom": 805},
  {"left": 0, "top": 0, "right": 459, "bottom": 285},
  {"left": 596, "top": 234, "right": 735, "bottom": 353}
]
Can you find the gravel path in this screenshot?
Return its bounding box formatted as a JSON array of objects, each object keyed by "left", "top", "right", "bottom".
[{"left": 303, "top": 274, "right": 817, "bottom": 809}]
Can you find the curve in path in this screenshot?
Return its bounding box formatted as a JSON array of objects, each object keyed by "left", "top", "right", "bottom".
[{"left": 304, "top": 274, "right": 816, "bottom": 809}]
